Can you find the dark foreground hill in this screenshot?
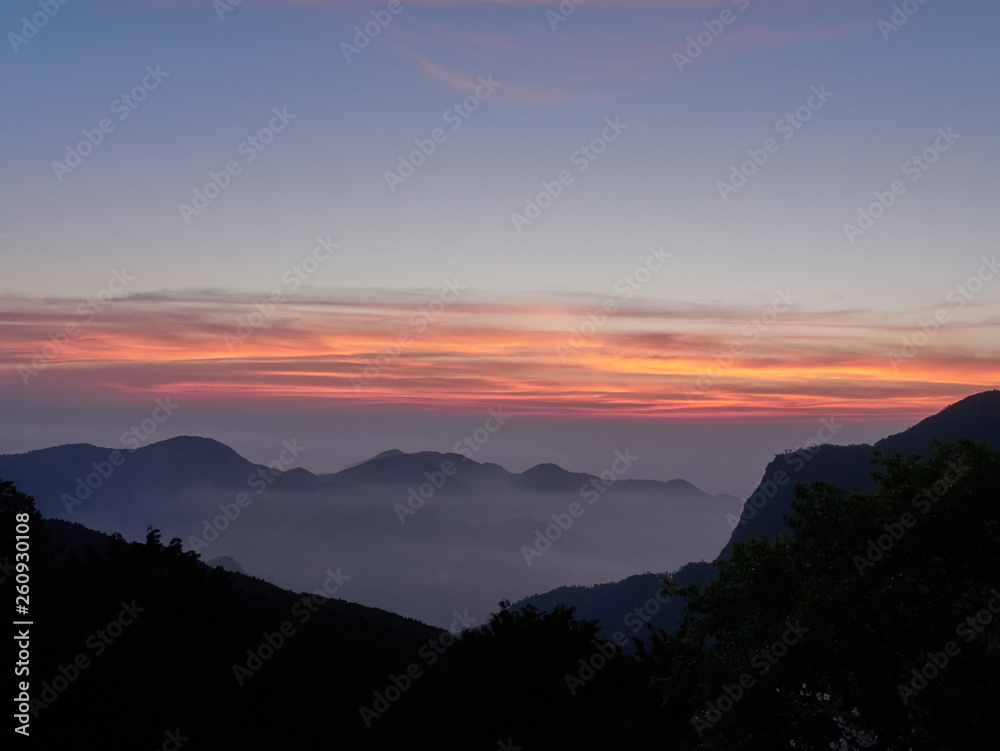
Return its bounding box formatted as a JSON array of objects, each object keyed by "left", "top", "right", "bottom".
[
  {"left": 0, "top": 482, "right": 669, "bottom": 750},
  {"left": 43, "top": 516, "right": 436, "bottom": 638},
  {"left": 722, "top": 389, "right": 1000, "bottom": 557},
  {"left": 513, "top": 561, "right": 715, "bottom": 646}
]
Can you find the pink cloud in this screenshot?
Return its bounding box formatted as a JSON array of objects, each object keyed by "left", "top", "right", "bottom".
[{"left": 1, "top": 288, "right": 998, "bottom": 422}]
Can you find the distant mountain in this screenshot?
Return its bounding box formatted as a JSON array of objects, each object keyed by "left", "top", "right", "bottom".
[
  {"left": 322, "top": 449, "right": 513, "bottom": 494},
  {"left": 513, "top": 560, "right": 715, "bottom": 645},
  {"left": 514, "top": 463, "right": 594, "bottom": 491},
  {"left": 0, "top": 438, "right": 737, "bottom": 627},
  {"left": 328, "top": 450, "right": 466, "bottom": 486},
  {"left": 0, "top": 436, "right": 262, "bottom": 516},
  {"left": 342, "top": 448, "right": 405, "bottom": 469}
]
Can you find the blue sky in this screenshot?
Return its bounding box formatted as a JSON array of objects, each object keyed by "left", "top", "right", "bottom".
[{"left": 1, "top": 0, "right": 998, "bottom": 495}]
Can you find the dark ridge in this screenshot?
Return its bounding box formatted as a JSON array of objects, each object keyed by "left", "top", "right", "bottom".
[{"left": 514, "top": 462, "right": 593, "bottom": 491}]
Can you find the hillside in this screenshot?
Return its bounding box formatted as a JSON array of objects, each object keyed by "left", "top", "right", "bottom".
[{"left": 722, "top": 390, "right": 1000, "bottom": 557}]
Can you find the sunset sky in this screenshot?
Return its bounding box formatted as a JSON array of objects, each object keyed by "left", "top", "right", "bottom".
[{"left": 1, "top": 0, "right": 998, "bottom": 495}]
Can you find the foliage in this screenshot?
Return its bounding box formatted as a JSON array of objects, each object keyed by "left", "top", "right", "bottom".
[{"left": 649, "top": 440, "right": 1000, "bottom": 750}]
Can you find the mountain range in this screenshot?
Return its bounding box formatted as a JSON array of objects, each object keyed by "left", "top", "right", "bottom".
[
  {"left": 0, "top": 435, "right": 739, "bottom": 627},
  {"left": 3, "top": 390, "right": 997, "bottom": 636}
]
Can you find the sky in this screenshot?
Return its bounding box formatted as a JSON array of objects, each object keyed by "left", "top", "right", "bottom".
[{"left": 1, "top": 0, "right": 998, "bottom": 496}]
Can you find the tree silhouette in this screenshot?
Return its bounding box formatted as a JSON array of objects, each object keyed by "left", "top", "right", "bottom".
[{"left": 647, "top": 440, "right": 1000, "bottom": 750}]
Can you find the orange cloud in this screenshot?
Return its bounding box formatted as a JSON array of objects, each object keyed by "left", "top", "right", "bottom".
[{"left": 1, "top": 289, "right": 996, "bottom": 422}]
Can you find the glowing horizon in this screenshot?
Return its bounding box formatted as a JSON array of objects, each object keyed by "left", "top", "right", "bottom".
[
  {"left": 3, "top": 288, "right": 996, "bottom": 422},
  {"left": 2, "top": 0, "right": 999, "bottom": 492}
]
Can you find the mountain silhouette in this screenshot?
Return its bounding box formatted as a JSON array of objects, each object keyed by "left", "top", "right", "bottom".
[
  {"left": 722, "top": 389, "right": 1000, "bottom": 557},
  {"left": 43, "top": 516, "right": 436, "bottom": 638},
  {"left": 513, "top": 560, "right": 714, "bottom": 645},
  {"left": 514, "top": 462, "right": 595, "bottom": 491},
  {"left": 9, "top": 393, "right": 995, "bottom": 630},
  {"left": 0, "top": 439, "right": 737, "bottom": 627},
  {"left": 519, "top": 389, "right": 1000, "bottom": 639}
]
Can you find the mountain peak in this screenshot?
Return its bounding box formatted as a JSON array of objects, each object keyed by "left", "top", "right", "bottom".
[
  {"left": 372, "top": 449, "right": 405, "bottom": 460},
  {"left": 331, "top": 450, "right": 452, "bottom": 485},
  {"left": 875, "top": 389, "right": 1000, "bottom": 458},
  {"left": 134, "top": 435, "right": 256, "bottom": 471},
  {"left": 140, "top": 435, "right": 238, "bottom": 453},
  {"left": 335, "top": 448, "right": 406, "bottom": 473},
  {"left": 515, "top": 462, "right": 591, "bottom": 491},
  {"left": 661, "top": 478, "right": 701, "bottom": 494}
]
